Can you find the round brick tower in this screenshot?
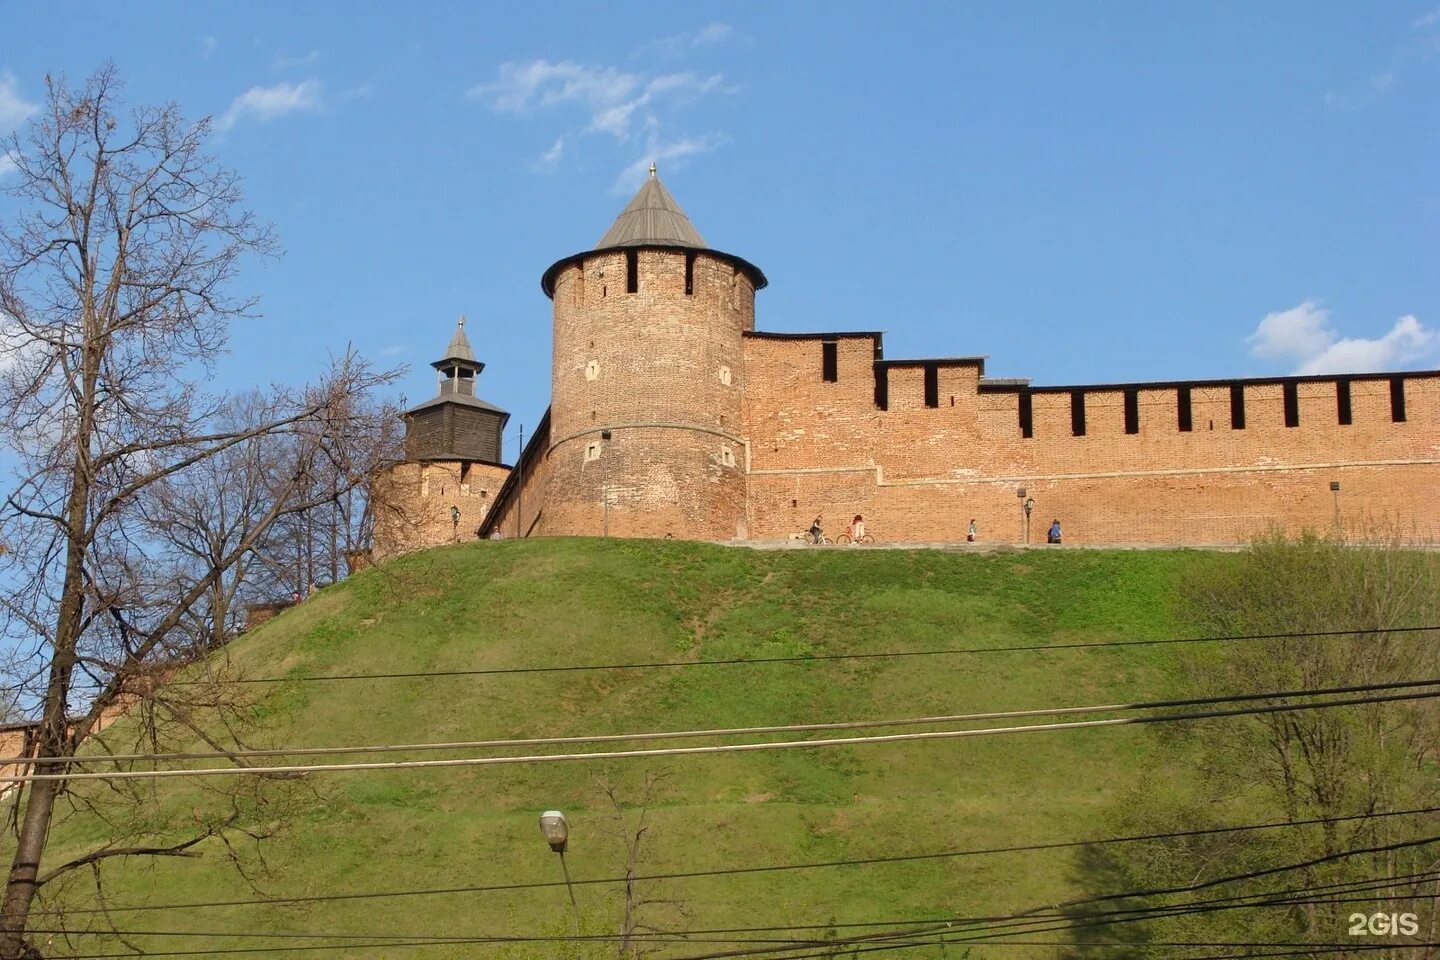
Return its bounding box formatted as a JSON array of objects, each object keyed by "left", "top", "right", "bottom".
[{"left": 539, "top": 165, "right": 767, "bottom": 540}]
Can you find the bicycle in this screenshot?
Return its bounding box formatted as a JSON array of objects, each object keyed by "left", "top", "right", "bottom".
[
  {"left": 835, "top": 532, "right": 875, "bottom": 544},
  {"left": 799, "top": 529, "right": 831, "bottom": 545}
]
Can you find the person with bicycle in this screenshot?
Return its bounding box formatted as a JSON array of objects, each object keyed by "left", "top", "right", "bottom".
[
  {"left": 847, "top": 514, "right": 865, "bottom": 545},
  {"left": 809, "top": 515, "right": 824, "bottom": 545}
]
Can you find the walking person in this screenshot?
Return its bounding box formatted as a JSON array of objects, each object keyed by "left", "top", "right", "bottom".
[
  {"left": 967, "top": 519, "right": 977, "bottom": 542},
  {"left": 809, "top": 515, "right": 824, "bottom": 545},
  {"left": 848, "top": 515, "right": 865, "bottom": 545}
]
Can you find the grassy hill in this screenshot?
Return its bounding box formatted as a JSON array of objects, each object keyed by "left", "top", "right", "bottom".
[{"left": 36, "top": 540, "right": 1228, "bottom": 958}]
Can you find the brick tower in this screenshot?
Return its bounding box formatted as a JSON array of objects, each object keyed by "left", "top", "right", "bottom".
[
  {"left": 539, "top": 165, "right": 767, "bottom": 539},
  {"left": 370, "top": 317, "right": 512, "bottom": 559}
]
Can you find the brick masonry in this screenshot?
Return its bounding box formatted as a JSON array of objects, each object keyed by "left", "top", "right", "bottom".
[{"left": 394, "top": 203, "right": 1440, "bottom": 552}]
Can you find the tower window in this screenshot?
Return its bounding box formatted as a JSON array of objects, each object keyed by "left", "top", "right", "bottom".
[
  {"left": 1283, "top": 382, "right": 1299, "bottom": 428},
  {"left": 1336, "top": 379, "right": 1352, "bottom": 425},
  {"left": 1123, "top": 389, "right": 1139, "bottom": 435},
  {"left": 684, "top": 252, "right": 695, "bottom": 295},
  {"left": 1230, "top": 383, "right": 1246, "bottom": 429},
  {"left": 1070, "top": 391, "right": 1086, "bottom": 437},
  {"left": 821, "top": 341, "right": 838, "bottom": 382},
  {"left": 923, "top": 364, "right": 939, "bottom": 408},
  {"left": 719, "top": 365, "right": 732, "bottom": 386},
  {"left": 626, "top": 250, "right": 638, "bottom": 293},
  {"left": 1390, "top": 376, "right": 1406, "bottom": 422},
  {"left": 585, "top": 360, "right": 600, "bottom": 381},
  {"left": 1019, "top": 391, "right": 1033, "bottom": 438},
  {"left": 1177, "top": 386, "right": 1192, "bottom": 432},
  {"left": 584, "top": 442, "right": 601, "bottom": 462},
  {"left": 719, "top": 447, "right": 736, "bottom": 467}
]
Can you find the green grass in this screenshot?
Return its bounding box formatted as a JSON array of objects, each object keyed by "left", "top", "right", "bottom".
[{"left": 31, "top": 539, "right": 1228, "bottom": 958}]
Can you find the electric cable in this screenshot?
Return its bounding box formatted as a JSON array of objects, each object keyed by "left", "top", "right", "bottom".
[
  {"left": 22, "top": 805, "right": 1439, "bottom": 918},
  {"left": 162, "top": 624, "right": 1437, "bottom": 686},
  {"left": 5, "top": 686, "right": 1437, "bottom": 784},
  {"left": 13, "top": 675, "right": 1438, "bottom": 766}
]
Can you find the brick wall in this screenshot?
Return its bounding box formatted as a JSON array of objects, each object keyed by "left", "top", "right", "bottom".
[
  {"left": 743, "top": 333, "right": 1439, "bottom": 544},
  {"left": 480, "top": 411, "right": 552, "bottom": 540},
  {"left": 371, "top": 459, "right": 510, "bottom": 560}
]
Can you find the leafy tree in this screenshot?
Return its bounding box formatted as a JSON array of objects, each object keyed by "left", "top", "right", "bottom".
[{"left": 1063, "top": 532, "right": 1440, "bottom": 959}]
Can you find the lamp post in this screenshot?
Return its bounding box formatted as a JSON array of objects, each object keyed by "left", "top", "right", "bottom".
[
  {"left": 1329, "top": 480, "right": 1341, "bottom": 532},
  {"left": 1015, "top": 488, "right": 1027, "bottom": 544},
  {"left": 539, "top": 810, "right": 579, "bottom": 930},
  {"left": 601, "top": 430, "right": 613, "bottom": 538},
  {"left": 1023, "top": 497, "right": 1035, "bottom": 545}
]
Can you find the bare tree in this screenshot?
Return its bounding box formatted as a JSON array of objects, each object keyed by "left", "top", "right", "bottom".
[
  {"left": 0, "top": 66, "right": 396, "bottom": 957},
  {"left": 244, "top": 389, "right": 406, "bottom": 599},
  {"left": 596, "top": 772, "right": 688, "bottom": 959}
]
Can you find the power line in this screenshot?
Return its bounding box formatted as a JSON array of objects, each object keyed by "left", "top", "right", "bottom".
[
  {"left": 6, "top": 684, "right": 1438, "bottom": 785},
  {"left": 7, "top": 686, "right": 1438, "bottom": 784},
  {"left": 25, "top": 805, "right": 1440, "bottom": 918},
  {"left": 167, "top": 624, "right": 1439, "bottom": 686},
  {"left": 18, "top": 676, "right": 1440, "bottom": 766},
  {"left": 23, "top": 878, "right": 1434, "bottom": 947},
  {"left": 666, "top": 835, "right": 1440, "bottom": 960},
  {"left": 24, "top": 846, "right": 1440, "bottom": 955}
]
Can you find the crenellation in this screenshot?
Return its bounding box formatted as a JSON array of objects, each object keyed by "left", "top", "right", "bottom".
[{"left": 375, "top": 172, "right": 1438, "bottom": 558}]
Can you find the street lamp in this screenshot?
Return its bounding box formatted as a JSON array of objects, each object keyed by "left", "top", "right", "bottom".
[
  {"left": 1015, "top": 488, "right": 1027, "bottom": 544},
  {"left": 1023, "top": 497, "right": 1035, "bottom": 545},
  {"left": 1329, "top": 480, "right": 1341, "bottom": 532},
  {"left": 539, "top": 810, "right": 579, "bottom": 927}
]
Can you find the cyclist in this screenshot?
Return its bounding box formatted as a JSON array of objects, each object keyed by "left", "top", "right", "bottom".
[
  {"left": 809, "top": 516, "right": 824, "bottom": 545},
  {"left": 848, "top": 515, "right": 866, "bottom": 544}
]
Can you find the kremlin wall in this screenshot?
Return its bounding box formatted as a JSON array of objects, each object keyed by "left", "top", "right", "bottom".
[{"left": 371, "top": 169, "right": 1439, "bottom": 557}]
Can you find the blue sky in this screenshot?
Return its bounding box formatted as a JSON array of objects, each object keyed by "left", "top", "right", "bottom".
[{"left": 2, "top": 3, "right": 1437, "bottom": 462}]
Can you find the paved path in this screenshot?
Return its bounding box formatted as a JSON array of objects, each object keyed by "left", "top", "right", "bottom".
[{"left": 724, "top": 539, "right": 1246, "bottom": 552}]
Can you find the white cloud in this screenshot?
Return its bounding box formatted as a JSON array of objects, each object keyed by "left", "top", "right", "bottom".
[
  {"left": 0, "top": 72, "right": 38, "bottom": 130},
  {"left": 612, "top": 131, "right": 728, "bottom": 193},
  {"left": 1247, "top": 300, "right": 1439, "bottom": 374},
  {"left": 216, "top": 79, "right": 322, "bottom": 131},
  {"left": 692, "top": 22, "right": 733, "bottom": 46},
  {"left": 636, "top": 22, "right": 735, "bottom": 59},
  {"left": 274, "top": 50, "right": 322, "bottom": 70},
  {"left": 1413, "top": 6, "right": 1440, "bottom": 29},
  {"left": 470, "top": 41, "right": 736, "bottom": 183},
  {"left": 201, "top": 36, "right": 218, "bottom": 58},
  {"left": 469, "top": 60, "right": 729, "bottom": 143},
  {"left": 1248, "top": 300, "right": 1336, "bottom": 360},
  {"left": 1297, "top": 316, "right": 1437, "bottom": 374},
  {"left": 533, "top": 135, "right": 566, "bottom": 171}
]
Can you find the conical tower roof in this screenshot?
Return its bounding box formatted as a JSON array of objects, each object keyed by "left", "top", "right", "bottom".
[
  {"left": 431, "top": 315, "right": 478, "bottom": 368},
  {"left": 540, "top": 164, "right": 766, "bottom": 297},
  {"left": 595, "top": 165, "right": 707, "bottom": 249}
]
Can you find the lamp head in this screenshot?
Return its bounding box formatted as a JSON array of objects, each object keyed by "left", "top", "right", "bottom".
[{"left": 539, "top": 810, "right": 569, "bottom": 853}]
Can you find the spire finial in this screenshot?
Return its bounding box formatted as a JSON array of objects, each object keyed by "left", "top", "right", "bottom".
[
  {"left": 457, "top": 313, "right": 466, "bottom": 330},
  {"left": 648, "top": 161, "right": 657, "bottom": 179}
]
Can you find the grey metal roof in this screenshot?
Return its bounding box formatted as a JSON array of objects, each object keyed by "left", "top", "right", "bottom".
[
  {"left": 595, "top": 170, "right": 707, "bottom": 250},
  {"left": 435, "top": 315, "right": 477, "bottom": 364},
  {"left": 405, "top": 392, "right": 509, "bottom": 416}
]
